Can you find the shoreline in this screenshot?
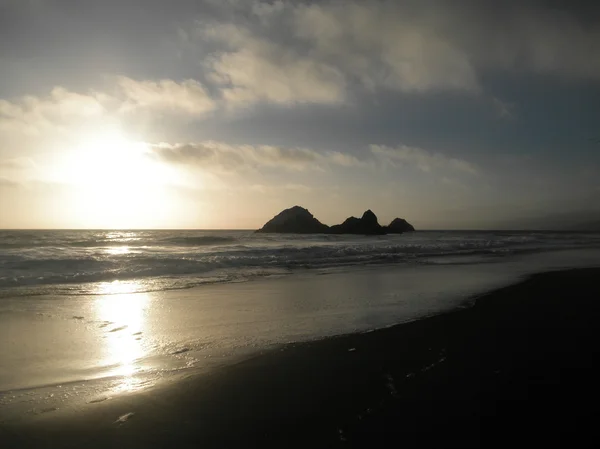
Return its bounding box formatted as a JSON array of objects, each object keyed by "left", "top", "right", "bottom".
[
  {"left": 3, "top": 243, "right": 600, "bottom": 301},
  {"left": 1, "top": 258, "right": 523, "bottom": 395},
  {"left": 3, "top": 267, "right": 600, "bottom": 447}
]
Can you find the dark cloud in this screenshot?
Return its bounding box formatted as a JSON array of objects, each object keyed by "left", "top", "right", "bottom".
[{"left": 192, "top": 0, "right": 600, "bottom": 109}]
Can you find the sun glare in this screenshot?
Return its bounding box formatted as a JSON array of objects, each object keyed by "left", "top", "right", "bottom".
[
  {"left": 56, "top": 127, "right": 182, "bottom": 228},
  {"left": 65, "top": 129, "right": 160, "bottom": 188}
]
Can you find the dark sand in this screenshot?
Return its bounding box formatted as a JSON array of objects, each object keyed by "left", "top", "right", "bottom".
[{"left": 2, "top": 268, "right": 600, "bottom": 448}]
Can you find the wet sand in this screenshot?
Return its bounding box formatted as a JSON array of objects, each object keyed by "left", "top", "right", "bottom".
[{"left": 2, "top": 268, "right": 600, "bottom": 448}]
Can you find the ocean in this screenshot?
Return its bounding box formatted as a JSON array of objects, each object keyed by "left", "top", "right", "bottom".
[
  {"left": 2, "top": 229, "right": 600, "bottom": 416},
  {"left": 2, "top": 229, "right": 600, "bottom": 297}
]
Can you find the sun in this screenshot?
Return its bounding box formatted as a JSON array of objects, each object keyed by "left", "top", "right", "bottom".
[
  {"left": 65, "top": 128, "right": 158, "bottom": 187},
  {"left": 56, "top": 127, "right": 181, "bottom": 228}
]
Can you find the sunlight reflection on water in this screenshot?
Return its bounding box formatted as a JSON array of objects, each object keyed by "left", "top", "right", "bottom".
[
  {"left": 97, "top": 280, "right": 140, "bottom": 295},
  {"left": 94, "top": 281, "right": 150, "bottom": 393},
  {"left": 105, "top": 246, "right": 130, "bottom": 255}
]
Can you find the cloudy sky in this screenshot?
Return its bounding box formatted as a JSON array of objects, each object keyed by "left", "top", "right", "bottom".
[{"left": 1, "top": 0, "right": 599, "bottom": 229}]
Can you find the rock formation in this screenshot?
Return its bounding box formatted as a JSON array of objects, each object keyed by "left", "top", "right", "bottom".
[
  {"left": 256, "top": 206, "right": 330, "bottom": 234},
  {"left": 386, "top": 218, "right": 416, "bottom": 233},
  {"left": 329, "top": 210, "right": 386, "bottom": 235},
  {"left": 257, "top": 206, "right": 415, "bottom": 235}
]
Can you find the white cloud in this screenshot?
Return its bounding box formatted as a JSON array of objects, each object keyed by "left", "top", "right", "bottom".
[
  {"left": 328, "top": 151, "right": 364, "bottom": 167},
  {"left": 370, "top": 144, "right": 480, "bottom": 176},
  {"left": 118, "top": 77, "right": 216, "bottom": 116},
  {"left": 151, "top": 141, "right": 363, "bottom": 172},
  {"left": 0, "top": 76, "right": 219, "bottom": 163},
  {"left": 204, "top": 25, "right": 346, "bottom": 106},
  {"left": 0, "top": 157, "right": 35, "bottom": 169},
  {"left": 0, "top": 88, "right": 117, "bottom": 169},
  {"left": 0, "top": 76, "right": 216, "bottom": 141},
  {"left": 0, "top": 87, "right": 108, "bottom": 136}
]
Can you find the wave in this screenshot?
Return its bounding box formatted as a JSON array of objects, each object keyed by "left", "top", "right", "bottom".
[
  {"left": 0, "top": 233, "right": 240, "bottom": 249},
  {"left": 159, "top": 236, "right": 237, "bottom": 246},
  {"left": 2, "top": 230, "right": 600, "bottom": 294},
  {"left": 2, "top": 243, "right": 598, "bottom": 291}
]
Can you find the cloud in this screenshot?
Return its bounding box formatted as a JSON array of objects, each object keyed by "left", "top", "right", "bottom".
[
  {"left": 250, "top": 183, "right": 313, "bottom": 194},
  {"left": 199, "top": 2, "right": 479, "bottom": 107},
  {"left": 0, "top": 176, "right": 18, "bottom": 187},
  {"left": 0, "top": 157, "right": 35, "bottom": 169},
  {"left": 492, "top": 97, "right": 515, "bottom": 119},
  {"left": 283, "top": 183, "right": 312, "bottom": 192},
  {"left": 292, "top": 1, "right": 480, "bottom": 93},
  {"left": 151, "top": 141, "right": 364, "bottom": 172},
  {"left": 204, "top": 25, "right": 346, "bottom": 106},
  {"left": 466, "top": 5, "right": 600, "bottom": 80},
  {"left": 190, "top": 0, "right": 600, "bottom": 110},
  {"left": 0, "top": 87, "right": 108, "bottom": 135},
  {"left": 0, "top": 76, "right": 219, "bottom": 160},
  {"left": 1, "top": 76, "right": 216, "bottom": 136},
  {"left": 195, "top": 0, "right": 486, "bottom": 104},
  {"left": 328, "top": 151, "right": 365, "bottom": 167},
  {"left": 370, "top": 144, "right": 480, "bottom": 176},
  {"left": 118, "top": 77, "right": 216, "bottom": 116},
  {"left": 295, "top": 1, "right": 600, "bottom": 82},
  {"left": 152, "top": 139, "right": 478, "bottom": 181}
]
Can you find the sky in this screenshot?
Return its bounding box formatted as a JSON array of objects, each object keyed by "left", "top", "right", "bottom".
[{"left": 1, "top": 0, "right": 599, "bottom": 229}]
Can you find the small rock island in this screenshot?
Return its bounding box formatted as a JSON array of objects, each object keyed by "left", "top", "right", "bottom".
[{"left": 257, "top": 206, "right": 415, "bottom": 235}]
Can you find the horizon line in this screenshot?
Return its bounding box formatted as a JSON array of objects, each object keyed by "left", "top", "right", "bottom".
[{"left": 0, "top": 228, "right": 597, "bottom": 233}]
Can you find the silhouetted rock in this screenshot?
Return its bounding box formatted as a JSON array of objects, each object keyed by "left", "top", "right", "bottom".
[
  {"left": 257, "top": 206, "right": 414, "bottom": 235},
  {"left": 386, "top": 218, "right": 415, "bottom": 233},
  {"left": 329, "top": 217, "right": 359, "bottom": 234},
  {"left": 329, "top": 210, "right": 386, "bottom": 235},
  {"left": 256, "top": 206, "right": 329, "bottom": 234},
  {"left": 361, "top": 210, "right": 379, "bottom": 227}
]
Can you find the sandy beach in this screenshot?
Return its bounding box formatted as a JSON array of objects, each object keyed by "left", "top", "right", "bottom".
[{"left": 2, "top": 267, "right": 599, "bottom": 448}]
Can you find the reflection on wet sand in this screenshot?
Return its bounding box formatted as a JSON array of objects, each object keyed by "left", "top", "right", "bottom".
[{"left": 94, "top": 281, "right": 150, "bottom": 393}]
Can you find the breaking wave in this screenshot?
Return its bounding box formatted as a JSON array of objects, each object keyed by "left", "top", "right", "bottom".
[{"left": 1, "top": 229, "right": 600, "bottom": 296}]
